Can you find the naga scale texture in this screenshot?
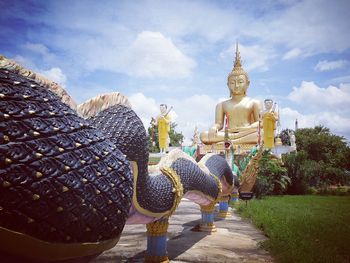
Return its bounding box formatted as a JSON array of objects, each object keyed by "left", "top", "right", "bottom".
[
  {"left": 81, "top": 99, "right": 238, "bottom": 224},
  {"left": 0, "top": 57, "right": 239, "bottom": 262},
  {"left": 0, "top": 69, "right": 133, "bottom": 261}
]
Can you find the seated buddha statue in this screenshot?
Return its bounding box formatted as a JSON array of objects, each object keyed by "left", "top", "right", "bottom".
[{"left": 200, "top": 43, "right": 262, "bottom": 145}]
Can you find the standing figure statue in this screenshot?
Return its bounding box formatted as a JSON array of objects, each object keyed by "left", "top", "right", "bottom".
[
  {"left": 261, "top": 99, "right": 279, "bottom": 149},
  {"left": 192, "top": 126, "right": 200, "bottom": 146},
  {"left": 200, "top": 43, "right": 261, "bottom": 145},
  {"left": 289, "top": 130, "right": 297, "bottom": 152},
  {"left": 154, "top": 104, "right": 171, "bottom": 153}
]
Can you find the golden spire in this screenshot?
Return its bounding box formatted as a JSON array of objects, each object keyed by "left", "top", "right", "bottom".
[
  {"left": 234, "top": 41, "right": 242, "bottom": 68},
  {"left": 228, "top": 41, "right": 249, "bottom": 81}
]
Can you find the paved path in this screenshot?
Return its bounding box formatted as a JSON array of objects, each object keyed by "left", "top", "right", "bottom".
[{"left": 91, "top": 199, "right": 273, "bottom": 263}]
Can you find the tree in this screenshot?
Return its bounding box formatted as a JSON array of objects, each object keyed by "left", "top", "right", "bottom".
[
  {"left": 279, "top": 128, "right": 293, "bottom": 146},
  {"left": 253, "top": 150, "right": 290, "bottom": 198},
  {"left": 283, "top": 126, "right": 350, "bottom": 194},
  {"left": 148, "top": 121, "right": 159, "bottom": 153},
  {"left": 169, "top": 123, "right": 184, "bottom": 147}
]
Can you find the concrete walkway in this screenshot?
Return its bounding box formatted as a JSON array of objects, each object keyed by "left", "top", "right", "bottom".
[{"left": 91, "top": 199, "right": 273, "bottom": 263}]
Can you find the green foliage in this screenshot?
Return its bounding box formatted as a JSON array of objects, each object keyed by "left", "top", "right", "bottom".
[
  {"left": 148, "top": 122, "right": 159, "bottom": 153},
  {"left": 280, "top": 128, "right": 293, "bottom": 145},
  {"left": 168, "top": 122, "right": 184, "bottom": 147},
  {"left": 147, "top": 121, "right": 184, "bottom": 153},
  {"left": 282, "top": 126, "right": 350, "bottom": 194},
  {"left": 295, "top": 126, "right": 348, "bottom": 168},
  {"left": 148, "top": 156, "right": 161, "bottom": 165},
  {"left": 283, "top": 151, "right": 309, "bottom": 194},
  {"left": 236, "top": 196, "right": 350, "bottom": 263},
  {"left": 253, "top": 150, "right": 290, "bottom": 198}
]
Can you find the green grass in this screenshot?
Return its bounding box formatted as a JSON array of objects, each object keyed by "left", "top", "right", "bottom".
[
  {"left": 148, "top": 156, "right": 161, "bottom": 165},
  {"left": 236, "top": 196, "right": 350, "bottom": 263}
]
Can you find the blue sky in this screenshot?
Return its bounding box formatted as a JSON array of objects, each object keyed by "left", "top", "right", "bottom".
[{"left": 1, "top": 0, "right": 350, "bottom": 144}]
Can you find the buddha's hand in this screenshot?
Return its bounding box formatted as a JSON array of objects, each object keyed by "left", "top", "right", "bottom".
[
  {"left": 208, "top": 126, "right": 218, "bottom": 139},
  {"left": 235, "top": 125, "right": 258, "bottom": 131}
]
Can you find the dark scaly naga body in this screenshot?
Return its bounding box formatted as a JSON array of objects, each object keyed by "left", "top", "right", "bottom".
[
  {"left": 0, "top": 56, "right": 238, "bottom": 261},
  {"left": 81, "top": 99, "right": 238, "bottom": 224},
  {"left": 0, "top": 68, "right": 133, "bottom": 261}
]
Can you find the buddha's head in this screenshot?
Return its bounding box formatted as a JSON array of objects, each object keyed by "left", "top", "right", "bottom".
[
  {"left": 228, "top": 73, "right": 250, "bottom": 97},
  {"left": 227, "top": 43, "right": 250, "bottom": 97}
]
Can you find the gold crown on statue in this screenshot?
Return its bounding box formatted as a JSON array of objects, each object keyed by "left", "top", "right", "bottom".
[{"left": 228, "top": 42, "right": 249, "bottom": 82}]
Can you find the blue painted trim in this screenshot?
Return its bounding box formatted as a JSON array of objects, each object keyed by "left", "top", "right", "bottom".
[
  {"left": 147, "top": 235, "right": 167, "bottom": 256},
  {"left": 201, "top": 212, "right": 214, "bottom": 223},
  {"left": 219, "top": 201, "right": 229, "bottom": 211}
]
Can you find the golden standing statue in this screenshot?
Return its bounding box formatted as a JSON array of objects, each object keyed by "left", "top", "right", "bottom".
[
  {"left": 155, "top": 104, "right": 171, "bottom": 153},
  {"left": 261, "top": 99, "right": 279, "bottom": 149},
  {"left": 200, "top": 43, "right": 262, "bottom": 146}
]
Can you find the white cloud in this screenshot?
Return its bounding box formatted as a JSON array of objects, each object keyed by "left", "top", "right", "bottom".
[
  {"left": 280, "top": 107, "right": 350, "bottom": 141},
  {"left": 331, "top": 75, "right": 350, "bottom": 84},
  {"left": 288, "top": 81, "right": 350, "bottom": 108},
  {"left": 40, "top": 67, "right": 67, "bottom": 85},
  {"left": 121, "top": 31, "right": 196, "bottom": 78},
  {"left": 61, "top": 30, "right": 196, "bottom": 79},
  {"left": 282, "top": 48, "right": 302, "bottom": 60},
  {"left": 128, "top": 93, "right": 159, "bottom": 128},
  {"left": 128, "top": 92, "right": 218, "bottom": 145},
  {"left": 12, "top": 55, "right": 37, "bottom": 70},
  {"left": 23, "top": 43, "right": 49, "bottom": 55},
  {"left": 22, "top": 42, "right": 56, "bottom": 63},
  {"left": 284, "top": 80, "right": 350, "bottom": 141},
  {"left": 220, "top": 44, "right": 276, "bottom": 72},
  {"left": 246, "top": 0, "right": 350, "bottom": 55},
  {"left": 11, "top": 54, "right": 68, "bottom": 87},
  {"left": 340, "top": 83, "right": 350, "bottom": 93},
  {"left": 314, "top": 60, "right": 348, "bottom": 72},
  {"left": 165, "top": 94, "right": 220, "bottom": 145}
]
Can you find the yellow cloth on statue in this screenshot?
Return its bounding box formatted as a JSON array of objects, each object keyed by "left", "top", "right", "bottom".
[
  {"left": 263, "top": 112, "right": 277, "bottom": 148},
  {"left": 158, "top": 115, "right": 170, "bottom": 149}
]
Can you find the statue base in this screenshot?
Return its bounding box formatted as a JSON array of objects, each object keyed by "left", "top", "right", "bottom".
[
  {"left": 217, "top": 200, "right": 231, "bottom": 218},
  {"left": 145, "top": 220, "right": 169, "bottom": 263},
  {"left": 231, "top": 191, "right": 239, "bottom": 202},
  {"left": 218, "top": 211, "right": 231, "bottom": 218},
  {"left": 199, "top": 223, "right": 217, "bottom": 233},
  {"left": 199, "top": 142, "right": 256, "bottom": 155},
  {"left": 144, "top": 255, "right": 170, "bottom": 263},
  {"left": 199, "top": 203, "right": 217, "bottom": 233}
]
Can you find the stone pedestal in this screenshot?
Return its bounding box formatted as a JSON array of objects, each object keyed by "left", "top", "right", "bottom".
[
  {"left": 199, "top": 203, "right": 216, "bottom": 232},
  {"left": 145, "top": 219, "right": 169, "bottom": 263}
]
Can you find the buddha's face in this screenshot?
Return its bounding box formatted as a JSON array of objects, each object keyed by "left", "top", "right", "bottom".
[{"left": 228, "top": 74, "right": 249, "bottom": 96}]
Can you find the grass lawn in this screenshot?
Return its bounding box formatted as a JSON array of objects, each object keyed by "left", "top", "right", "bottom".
[
  {"left": 148, "top": 156, "right": 161, "bottom": 165},
  {"left": 236, "top": 195, "right": 350, "bottom": 263}
]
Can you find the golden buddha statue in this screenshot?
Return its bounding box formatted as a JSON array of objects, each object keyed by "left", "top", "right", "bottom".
[{"left": 200, "top": 43, "right": 262, "bottom": 146}]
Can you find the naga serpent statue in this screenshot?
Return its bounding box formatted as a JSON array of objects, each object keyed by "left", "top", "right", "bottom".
[{"left": 0, "top": 57, "right": 239, "bottom": 262}]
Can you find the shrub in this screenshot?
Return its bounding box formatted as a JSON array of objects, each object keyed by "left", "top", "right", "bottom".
[
  {"left": 253, "top": 150, "right": 290, "bottom": 198},
  {"left": 306, "top": 186, "right": 318, "bottom": 195}
]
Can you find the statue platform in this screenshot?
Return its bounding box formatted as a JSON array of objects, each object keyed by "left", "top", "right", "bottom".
[{"left": 198, "top": 142, "right": 257, "bottom": 155}]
